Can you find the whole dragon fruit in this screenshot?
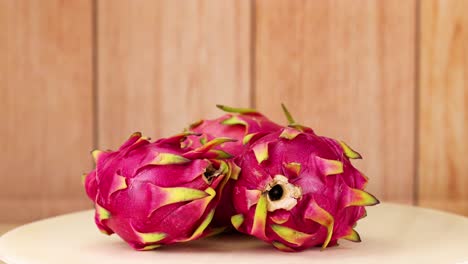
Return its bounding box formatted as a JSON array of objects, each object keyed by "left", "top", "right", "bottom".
[
  {"left": 83, "top": 132, "right": 238, "bottom": 250},
  {"left": 230, "top": 108, "right": 379, "bottom": 252},
  {"left": 186, "top": 105, "right": 283, "bottom": 228}
]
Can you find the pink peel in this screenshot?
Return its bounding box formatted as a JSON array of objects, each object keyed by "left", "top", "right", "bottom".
[
  {"left": 84, "top": 132, "right": 235, "bottom": 249},
  {"left": 232, "top": 127, "right": 379, "bottom": 251}
]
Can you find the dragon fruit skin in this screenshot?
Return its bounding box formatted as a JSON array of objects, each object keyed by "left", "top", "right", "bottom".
[
  {"left": 186, "top": 105, "right": 283, "bottom": 157},
  {"left": 230, "top": 127, "right": 379, "bottom": 252},
  {"left": 83, "top": 132, "right": 239, "bottom": 250},
  {"left": 186, "top": 105, "right": 283, "bottom": 228}
]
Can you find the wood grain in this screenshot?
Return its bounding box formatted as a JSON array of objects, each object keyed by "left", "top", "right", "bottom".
[
  {"left": 419, "top": 0, "right": 468, "bottom": 216},
  {"left": 0, "top": 0, "right": 94, "bottom": 223},
  {"left": 97, "top": 0, "right": 251, "bottom": 149},
  {"left": 254, "top": 0, "right": 416, "bottom": 204}
]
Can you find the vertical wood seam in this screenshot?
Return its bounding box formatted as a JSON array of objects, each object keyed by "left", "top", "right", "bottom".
[
  {"left": 414, "top": 0, "right": 421, "bottom": 206},
  {"left": 92, "top": 0, "right": 99, "bottom": 150},
  {"left": 249, "top": 0, "right": 256, "bottom": 108}
]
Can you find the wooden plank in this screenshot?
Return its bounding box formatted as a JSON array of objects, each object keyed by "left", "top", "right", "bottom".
[
  {"left": 0, "top": 223, "right": 18, "bottom": 236},
  {"left": 98, "top": 0, "right": 251, "bottom": 149},
  {"left": 0, "top": 223, "right": 18, "bottom": 264},
  {"left": 419, "top": 0, "right": 468, "bottom": 216},
  {"left": 254, "top": 0, "right": 416, "bottom": 204},
  {"left": 0, "top": 0, "right": 94, "bottom": 222},
  {"left": 0, "top": 222, "right": 17, "bottom": 264}
]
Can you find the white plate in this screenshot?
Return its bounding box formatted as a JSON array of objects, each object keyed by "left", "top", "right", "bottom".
[{"left": 0, "top": 203, "right": 467, "bottom": 264}]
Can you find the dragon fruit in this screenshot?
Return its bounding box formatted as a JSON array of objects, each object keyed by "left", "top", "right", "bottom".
[
  {"left": 83, "top": 132, "right": 238, "bottom": 250},
  {"left": 186, "top": 105, "right": 282, "bottom": 156},
  {"left": 230, "top": 107, "right": 379, "bottom": 252},
  {"left": 186, "top": 105, "right": 283, "bottom": 228}
]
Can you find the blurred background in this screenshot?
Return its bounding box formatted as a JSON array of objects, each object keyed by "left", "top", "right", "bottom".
[{"left": 0, "top": 0, "right": 466, "bottom": 226}]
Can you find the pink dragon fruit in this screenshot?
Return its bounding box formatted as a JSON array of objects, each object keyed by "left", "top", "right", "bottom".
[
  {"left": 186, "top": 105, "right": 283, "bottom": 228},
  {"left": 83, "top": 132, "right": 238, "bottom": 250},
  {"left": 230, "top": 107, "right": 379, "bottom": 252},
  {"left": 186, "top": 105, "right": 283, "bottom": 156}
]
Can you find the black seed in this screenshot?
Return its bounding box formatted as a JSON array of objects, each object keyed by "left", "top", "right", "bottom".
[{"left": 268, "top": 185, "right": 284, "bottom": 201}]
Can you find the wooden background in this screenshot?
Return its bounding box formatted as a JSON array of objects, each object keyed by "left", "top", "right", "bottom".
[{"left": 1, "top": 0, "right": 467, "bottom": 224}]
